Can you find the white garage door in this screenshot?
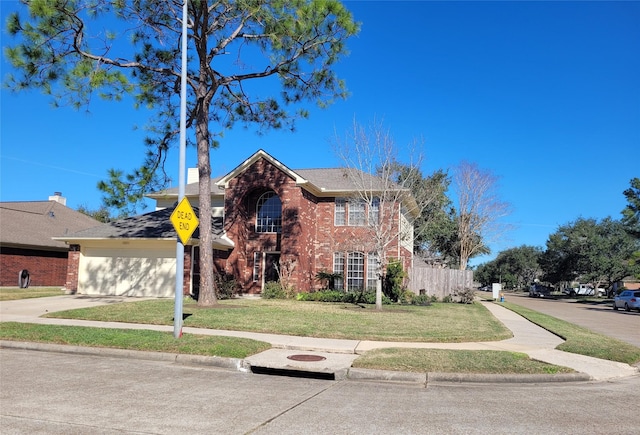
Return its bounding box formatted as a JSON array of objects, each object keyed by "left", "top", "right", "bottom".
[{"left": 78, "top": 245, "right": 177, "bottom": 297}]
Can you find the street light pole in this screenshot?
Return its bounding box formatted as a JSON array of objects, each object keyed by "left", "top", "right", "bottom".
[{"left": 173, "top": 0, "right": 188, "bottom": 339}]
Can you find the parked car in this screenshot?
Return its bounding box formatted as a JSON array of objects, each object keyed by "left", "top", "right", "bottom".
[
  {"left": 529, "top": 284, "right": 551, "bottom": 298},
  {"left": 563, "top": 284, "right": 606, "bottom": 297},
  {"left": 612, "top": 290, "right": 640, "bottom": 312}
]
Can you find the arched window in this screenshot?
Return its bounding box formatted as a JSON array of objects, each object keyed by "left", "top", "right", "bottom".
[{"left": 256, "top": 191, "right": 282, "bottom": 233}]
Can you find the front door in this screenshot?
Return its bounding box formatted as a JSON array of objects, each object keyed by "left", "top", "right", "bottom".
[{"left": 264, "top": 253, "right": 280, "bottom": 285}]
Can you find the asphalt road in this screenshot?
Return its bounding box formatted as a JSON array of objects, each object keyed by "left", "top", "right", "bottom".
[
  {"left": 2, "top": 349, "right": 639, "bottom": 434},
  {"left": 505, "top": 292, "right": 640, "bottom": 347}
]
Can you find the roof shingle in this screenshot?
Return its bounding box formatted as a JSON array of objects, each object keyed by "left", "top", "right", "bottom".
[{"left": 0, "top": 201, "right": 101, "bottom": 250}]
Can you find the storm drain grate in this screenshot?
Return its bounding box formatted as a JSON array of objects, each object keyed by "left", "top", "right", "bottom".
[{"left": 287, "top": 354, "right": 327, "bottom": 362}]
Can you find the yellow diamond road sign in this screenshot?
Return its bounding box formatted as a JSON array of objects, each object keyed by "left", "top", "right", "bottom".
[{"left": 170, "top": 197, "right": 199, "bottom": 245}]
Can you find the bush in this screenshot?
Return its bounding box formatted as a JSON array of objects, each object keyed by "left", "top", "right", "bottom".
[
  {"left": 442, "top": 295, "right": 453, "bottom": 303},
  {"left": 455, "top": 286, "right": 476, "bottom": 304},
  {"left": 295, "top": 289, "right": 392, "bottom": 305},
  {"left": 213, "top": 272, "right": 239, "bottom": 300},
  {"left": 398, "top": 290, "right": 414, "bottom": 305},
  {"left": 360, "top": 290, "right": 392, "bottom": 305},
  {"left": 410, "top": 294, "right": 433, "bottom": 306},
  {"left": 297, "top": 290, "right": 345, "bottom": 302},
  {"left": 383, "top": 259, "right": 407, "bottom": 302},
  {"left": 261, "top": 282, "right": 286, "bottom": 299},
  {"left": 315, "top": 271, "right": 343, "bottom": 290}
]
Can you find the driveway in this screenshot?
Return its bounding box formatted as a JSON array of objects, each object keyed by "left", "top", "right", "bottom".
[{"left": 505, "top": 292, "right": 640, "bottom": 347}]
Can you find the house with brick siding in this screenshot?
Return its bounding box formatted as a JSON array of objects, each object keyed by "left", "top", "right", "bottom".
[
  {"left": 0, "top": 195, "right": 100, "bottom": 288},
  {"left": 57, "top": 150, "right": 416, "bottom": 297}
]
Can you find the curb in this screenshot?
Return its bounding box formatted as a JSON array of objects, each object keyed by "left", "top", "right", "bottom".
[
  {"left": 1, "top": 340, "right": 593, "bottom": 384},
  {"left": 426, "top": 371, "right": 592, "bottom": 384},
  {"left": 345, "top": 367, "right": 591, "bottom": 384},
  {"left": 0, "top": 340, "right": 248, "bottom": 372}
]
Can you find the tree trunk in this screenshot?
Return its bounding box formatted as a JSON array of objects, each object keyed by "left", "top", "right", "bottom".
[
  {"left": 375, "top": 278, "right": 382, "bottom": 311},
  {"left": 195, "top": 93, "right": 218, "bottom": 307}
]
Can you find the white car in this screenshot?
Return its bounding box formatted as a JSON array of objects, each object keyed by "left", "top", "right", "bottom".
[{"left": 613, "top": 290, "right": 640, "bottom": 312}]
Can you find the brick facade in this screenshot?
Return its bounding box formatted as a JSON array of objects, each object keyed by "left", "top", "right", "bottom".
[
  {"left": 220, "top": 157, "right": 411, "bottom": 294},
  {"left": 0, "top": 246, "right": 68, "bottom": 287},
  {"left": 51, "top": 152, "right": 413, "bottom": 297},
  {"left": 63, "top": 245, "right": 81, "bottom": 292}
]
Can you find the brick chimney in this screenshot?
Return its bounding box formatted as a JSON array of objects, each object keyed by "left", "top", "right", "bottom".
[{"left": 49, "top": 192, "right": 67, "bottom": 206}]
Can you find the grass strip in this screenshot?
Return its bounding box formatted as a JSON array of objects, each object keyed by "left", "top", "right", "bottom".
[
  {"left": 43, "top": 298, "right": 513, "bottom": 343},
  {"left": 353, "top": 348, "right": 575, "bottom": 374},
  {"left": 502, "top": 302, "right": 640, "bottom": 365},
  {"left": 0, "top": 322, "right": 271, "bottom": 359},
  {"left": 1, "top": 287, "right": 64, "bottom": 301}
]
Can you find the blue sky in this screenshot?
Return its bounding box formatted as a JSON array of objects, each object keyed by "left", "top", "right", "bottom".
[{"left": 1, "top": 1, "right": 638, "bottom": 266}]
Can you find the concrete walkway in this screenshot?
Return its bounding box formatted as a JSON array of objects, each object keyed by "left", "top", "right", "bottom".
[{"left": 1, "top": 295, "right": 638, "bottom": 383}]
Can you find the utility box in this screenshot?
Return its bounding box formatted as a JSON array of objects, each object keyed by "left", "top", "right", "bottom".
[{"left": 492, "top": 283, "right": 502, "bottom": 300}]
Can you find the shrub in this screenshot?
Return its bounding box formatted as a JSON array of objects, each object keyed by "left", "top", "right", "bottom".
[
  {"left": 213, "top": 272, "right": 239, "bottom": 300},
  {"left": 315, "top": 271, "right": 343, "bottom": 290},
  {"left": 261, "top": 282, "right": 286, "bottom": 299},
  {"left": 410, "top": 294, "right": 432, "bottom": 306},
  {"left": 442, "top": 295, "right": 453, "bottom": 303},
  {"left": 360, "top": 290, "right": 392, "bottom": 305},
  {"left": 455, "top": 286, "right": 476, "bottom": 304},
  {"left": 398, "top": 290, "right": 414, "bottom": 305},
  {"left": 383, "top": 259, "right": 407, "bottom": 302},
  {"left": 296, "top": 290, "right": 345, "bottom": 302},
  {"left": 295, "top": 289, "right": 392, "bottom": 305}
]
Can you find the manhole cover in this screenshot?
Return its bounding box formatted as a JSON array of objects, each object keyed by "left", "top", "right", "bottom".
[{"left": 287, "top": 354, "right": 326, "bottom": 362}]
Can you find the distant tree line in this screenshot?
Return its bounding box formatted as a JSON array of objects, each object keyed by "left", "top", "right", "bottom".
[{"left": 475, "top": 178, "right": 640, "bottom": 295}]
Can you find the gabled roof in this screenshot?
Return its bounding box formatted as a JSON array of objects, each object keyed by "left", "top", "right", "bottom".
[
  {"left": 0, "top": 201, "right": 101, "bottom": 251},
  {"left": 216, "top": 149, "right": 307, "bottom": 188},
  {"left": 54, "top": 206, "right": 234, "bottom": 249},
  {"left": 294, "top": 168, "right": 395, "bottom": 194},
  {"left": 147, "top": 150, "right": 408, "bottom": 199}
]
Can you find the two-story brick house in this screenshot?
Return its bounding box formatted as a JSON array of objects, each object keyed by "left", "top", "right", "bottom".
[{"left": 58, "top": 150, "right": 415, "bottom": 297}]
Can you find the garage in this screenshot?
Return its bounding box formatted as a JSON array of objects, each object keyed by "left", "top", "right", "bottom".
[{"left": 78, "top": 241, "right": 176, "bottom": 297}]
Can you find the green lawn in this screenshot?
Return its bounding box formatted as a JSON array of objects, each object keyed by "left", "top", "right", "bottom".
[
  {"left": 502, "top": 302, "right": 640, "bottom": 365},
  {"left": 353, "top": 348, "right": 575, "bottom": 374},
  {"left": 0, "top": 287, "right": 64, "bottom": 301},
  {"left": 0, "top": 322, "right": 270, "bottom": 358},
  {"left": 3, "top": 294, "right": 638, "bottom": 374},
  {"left": 43, "top": 298, "right": 514, "bottom": 343}
]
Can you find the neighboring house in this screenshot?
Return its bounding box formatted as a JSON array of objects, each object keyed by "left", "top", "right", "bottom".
[
  {"left": 56, "top": 150, "right": 416, "bottom": 297},
  {"left": 614, "top": 277, "right": 640, "bottom": 292},
  {"left": 0, "top": 194, "right": 100, "bottom": 287}
]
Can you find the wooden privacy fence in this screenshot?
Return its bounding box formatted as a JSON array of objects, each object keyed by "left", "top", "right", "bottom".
[{"left": 408, "top": 266, "right": 474, "bottom": 299}]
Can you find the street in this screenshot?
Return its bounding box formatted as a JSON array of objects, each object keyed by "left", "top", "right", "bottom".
[
  {"left": 506, "top": 292, "right": 640, "bottom": 347},
  {"left": 1, "top": 349, "right": 638, "bottom": 434}
]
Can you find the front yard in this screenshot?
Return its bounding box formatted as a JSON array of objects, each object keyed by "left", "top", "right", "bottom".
[{"left": 42, "top": 297, "right": 513, "bottom": 343}]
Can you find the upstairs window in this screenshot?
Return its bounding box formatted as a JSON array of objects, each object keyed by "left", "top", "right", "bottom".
[
  {"left": 335, "top": 198, "right": 346, "bottom": 226},
  {"left": 368, "top": 197, "right": 380, "bottom": 224},
  {"left": 348, "top": 199, "right": 366, "bottom": 226},
  {"left": 256, "top": 191, "right": 282, "bottom": 233},
  {"left": 335, "top": 197, "right": 379, "bottom": 227}
]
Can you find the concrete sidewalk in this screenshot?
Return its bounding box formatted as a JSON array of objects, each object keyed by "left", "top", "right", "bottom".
[{"left": 1, "top": 295, "right": 638, "bottom": 383}]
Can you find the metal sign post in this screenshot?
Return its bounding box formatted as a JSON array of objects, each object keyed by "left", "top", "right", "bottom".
[{"left": 173, "top": 0, "right": 189, "bottom": 339}]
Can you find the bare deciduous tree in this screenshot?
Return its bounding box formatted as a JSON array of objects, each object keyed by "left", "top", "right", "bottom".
[
  {"left": 453, "top": 161, "right": 511, "bottom": 270},
  {"left": 334, "top": 119, "right": 442, "bottom": 309}
]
